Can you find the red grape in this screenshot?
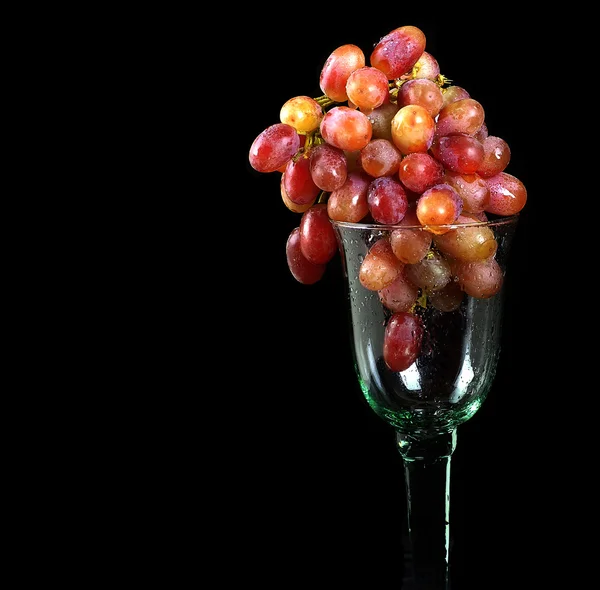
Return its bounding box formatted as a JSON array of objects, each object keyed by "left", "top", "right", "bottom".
[
  {"left": 430, "top": 134, "right": 485, "bottom": 175},
  {"left": 370, "top": 25, "right": 426, "bottom": 79},
  {"left": 286, "top": 227, "right": 327, "bottom": 285},
  {"left": 383, "top": 312, "right": 424, "bottom": 372},
  {"left": 283, "top": 155, "right": 321, "bottom": 205},
  {"left": 309, "top": 143, "right": 348, "bottom": 191},
  {"left": 398, "top": 152, "right": 445, "bottom": 194},
  {"left": 299, "top": 204, "right": 338, "bottom": 265},
  {"left": 280, "top": 176, "right": 315, "bottom": 213},
  {"left": 249, "top": 123, "right": 301, "bottom": 173},
  {"left": 319, "top": 44, "right": 366, "bottom": 102},
  {"left": 367, "top": 176, "right": 408, "bottom": 224},
  {"left": 476, "top": 136, "right": 511, "bottom": 178},
  {"left": 327, "top": 171, "right": 371, "bottom": 222}
]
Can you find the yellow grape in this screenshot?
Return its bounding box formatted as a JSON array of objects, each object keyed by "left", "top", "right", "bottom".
[
  {"left": 280, "top": 96, "right": 324, "bottom": 134},
  {"left": 391, "top": 105, "right": 435, "bottom": 155}
]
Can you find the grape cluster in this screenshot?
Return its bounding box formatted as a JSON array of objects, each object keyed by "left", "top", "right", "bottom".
[{"left": 248, "top": 25, "right": 527, "bottom": 372}]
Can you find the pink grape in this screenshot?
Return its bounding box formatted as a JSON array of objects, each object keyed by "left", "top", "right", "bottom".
[
  {"left": 379, "top": 270, "right": 419, "bottom": 313},
  {"left": 409, "top": 51, "right": 440, "bottom": 80},
  {"left": 383, "top": 312, "right": 424, "bottom": 372},
  {"left": 453, "top": 257, "right": 504, "bottom": 299},
  {"left": 359, "top": 138, "right": 402, "bottom": 178},
  {"left": 345, "top": 66, "right": 389, "bottom": 112},
  {"left": 370, "top": 25, "right": 426, "bottom": 79},
  {"left": 299, "top": 203, "right": 338, "bottom": 265},
  {"left": 367, "top": 176, "right": 408, "bottom": 224},
  {"left": 397, "top": 79, "right": 444, "bottom": 118},
  {"left": 484, "top": 172, "right": 527, "bottom": 216},
  {"left": 249, "top": 123, "right": 301, "bottom": 173},
  {"left": 327, "top": 171, "right": 371, "bottom": 222},
  {"left": 320, "top": 106, "right": 373, "bottom": 152},
  {"left": 436, "top": 98, "right": 485, "bottom": 137},
  {"left": 398, "top": 152, "right": 445, "bottom": 194},
  {"left": 359, "top": 237, "right": 404, "bottom": 291},
  {"left": 390, "top": 207, "right": 433, "bottom": 264},
  {"left": 309, "top": 143, "right": 348, "bottom": 191},
  {"left": 476, "top": 136, "right": 511, "bottom": 178},
  {"left": 441, "top": 86, "right": 470, "bottom": 109},
  {"left": 443, "top": 171, "right": 490, "bottom": 213},
  {"left": 430, "top": 134, "right": 485, "bottom": 175},
  {"left": 286, "top": 227, "right": 326, "bottom": 285}
]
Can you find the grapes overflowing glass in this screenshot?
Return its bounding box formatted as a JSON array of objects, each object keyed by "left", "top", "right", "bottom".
[{"left": 248, "top": 24, "right": 527, "bottom": 589}]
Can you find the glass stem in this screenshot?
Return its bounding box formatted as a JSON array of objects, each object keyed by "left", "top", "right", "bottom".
[{"left": 396, "top": 429, "right": 457, "bottom": 590}]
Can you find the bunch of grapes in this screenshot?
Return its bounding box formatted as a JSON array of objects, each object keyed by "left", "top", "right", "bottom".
[{"left": 248, "top": 25, "right": 527, "bottom": 372}]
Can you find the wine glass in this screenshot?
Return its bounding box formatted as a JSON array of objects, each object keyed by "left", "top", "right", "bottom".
[{"left": 330, "top": 214, "right": 519, "bottom": 589}]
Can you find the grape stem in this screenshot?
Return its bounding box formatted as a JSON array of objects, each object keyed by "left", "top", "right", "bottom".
[
  {"left": 292, "top": 130, "right": 324, "bottom": 162},
  {"left": 436, "top": 74, "right": 452, "bottom": 87},
  {"left": 314, "top": 94, "right": 336, "bottom": 109}
]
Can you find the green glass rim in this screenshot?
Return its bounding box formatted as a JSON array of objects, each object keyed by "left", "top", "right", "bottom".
[{"left": 330, "top": 213, "right": 520, "bottom": 232}]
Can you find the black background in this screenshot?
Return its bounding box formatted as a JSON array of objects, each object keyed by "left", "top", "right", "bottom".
[{"left": 199, "top": 14, "right": 584, "bottom": 590}]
